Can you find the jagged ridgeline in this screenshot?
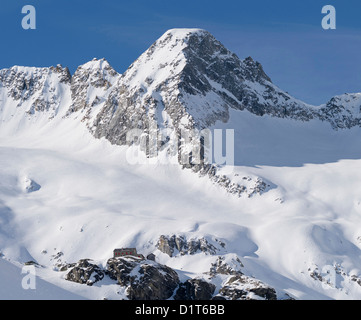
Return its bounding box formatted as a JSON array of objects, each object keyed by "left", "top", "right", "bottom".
[
  {"left": 1, "top": 29, "right": 361, "bottom": 195},
  {"left": 3, "top": 28, "right": 361, "bottom": 301}
]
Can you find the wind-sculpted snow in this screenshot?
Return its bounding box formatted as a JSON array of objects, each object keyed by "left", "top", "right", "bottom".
[{"left": 1, "top": 29, "right": 361, "bottom": 300}]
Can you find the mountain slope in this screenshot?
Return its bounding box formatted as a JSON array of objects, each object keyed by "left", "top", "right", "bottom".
[
  {"left": 92, "top": 29, "right": 317, "bottom": 147},
  {"left": 1, "top": 28, "right": 361, "bottom": 300}
]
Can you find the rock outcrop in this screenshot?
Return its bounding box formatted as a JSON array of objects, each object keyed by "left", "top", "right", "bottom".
[
  {"left": 174, "top": 278, "right": 216, "bottom": 300},
  {"left": 156, "top": 235, "right": 222, "bottom": 257},
  {"left": 106, "top": 257, "right": 179, "bottom": 300},
  {"left": 61, "top": 252, "right": 279, "bottom": 300},
  {"left": 209, "top": 256, "right": 244, "bottom": 277},
  {"left": 67, "top": 58, "right": 119, "bottom": 119},
  {"left": 65, "top": 259, "right": 105, "bottom": 286},
  {"left": 215, "top": 275, "right": 277, "bottom": 300},
  {"left": 0, "top": 65, "right": 70, "bottom": 117}
]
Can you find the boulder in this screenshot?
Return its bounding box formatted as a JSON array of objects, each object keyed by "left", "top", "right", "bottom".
[
  {"left": 106, "top": 257, "right": 180, "bottom": 300},
  {"left": 215, "top": 275, "right": 277, "bottom": 300},
  {"left": 65, "top": 259, "right": 104, "bottom": 286},
  {"left": 174, "top": 278, "right": 216, "bottom": 300}
]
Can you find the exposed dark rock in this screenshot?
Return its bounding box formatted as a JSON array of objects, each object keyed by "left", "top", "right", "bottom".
[
  {"left": 157, "top": 235, "right": 175, "bottom": 257},
  {"left": 68, "top": 58, "right": 119, "bottom": 115},
  {"left": 24, "top": 261, "right": 39, "bottom": 266},
  {"left": 59, "top": 263, "right": 75, "bottom": 272},
  {"left": 156, "top": 235, "right": 219, "bottom": 257},
  {"left": 106, "top": 257, "right": 179, "bottom": 300},
  {"left": 146, "top": 253, "right": 156, "bottom": 261},
  {"left": 197, "top": 164, "right": 271, "bottom": 197},
  {"left": 217, "top": 285, "right": 248, "bottom": 300},
  {"left": 351, "top": 275, "right": 361, "bottom": 287},
  {"left": 50, "top": 65, "right": 72, "bottom": 83},
  {"left": 319, "top": 93, "right": 361, "bottom": 129},
  {"left": 128, "top": 263, "right": 179, "bottom": 300},
  {"left": 209, "top": 256, "right": 244, "bottom": 277},
  {"left": 0, "top": 66, "right": 70, "bottom": 114},
  {"left": 106, "top": 257, "right": 140, "bottom": 286},
  {"left": 250, "top": 286, "right": 278, "bottom": 300},
  {"left": 59, "top": 252, "right": 280, "bottom": 300},
  {"left": 65, "top": 259, "right": 105, "bottom": 286},
  {"left": 50, "top": 251, "right": 67, "bottom": 270},
  {"left": 216, "top": 275, "right": 277, "bottom": 300},
  {"left": 174, "top": 278, "right": 216, "bottom": 300}
]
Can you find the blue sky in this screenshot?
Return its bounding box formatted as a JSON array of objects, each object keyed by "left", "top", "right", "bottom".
[{"left": 0, "top": 0, "right": 361, "bottom": 105}]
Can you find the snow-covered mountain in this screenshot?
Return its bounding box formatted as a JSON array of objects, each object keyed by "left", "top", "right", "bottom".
[{"left": 1, "top": 28, "right": 361, "bottom": 300}]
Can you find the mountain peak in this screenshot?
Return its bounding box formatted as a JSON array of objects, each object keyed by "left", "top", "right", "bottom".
[
  {"left": 159, "top": 28, "right": 209, "bottom": 41},
  {"left": 67, "top": 58, "right": 120, "bottom": 115},
  {"left": 77, "top": 58, "right": 112, "bottom": 72},
  {"left": 96, "top": 27, "right": 310, "bottom": 142},
  {"left": 122, "top": 28, "right": 233, "bottom": 91}
]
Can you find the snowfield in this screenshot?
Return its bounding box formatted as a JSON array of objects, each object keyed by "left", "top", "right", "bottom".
[
  {"left": 1, "top": 107, "right": 361, "bottom": 300},
  {"left": 1, "top": 28, "right": 361, "bottom": 300}
]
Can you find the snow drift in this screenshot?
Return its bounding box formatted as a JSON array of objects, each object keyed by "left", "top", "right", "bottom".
[{"left": 1, "top": 28, "right": 361, "bottom": 300}]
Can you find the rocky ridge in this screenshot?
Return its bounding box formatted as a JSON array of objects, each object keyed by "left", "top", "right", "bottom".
[
  {"left": 60, "top": 254, "right": 279, "bottom": 300},
  {"left": 1, "top": 29, "right": 361, "bottom": 197},
  {"left": 50, "top": 232, "right": 280, "bottom": 300},
  {"left": 2, "top": 29, "right": 361, "bottom": 133}
]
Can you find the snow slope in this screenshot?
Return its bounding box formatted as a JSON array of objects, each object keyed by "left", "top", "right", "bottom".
[
  {"left": 1, "top": 29, "right": 361, "bottom": 300},
  {"left": 1, "top": 106, "right": 361, "bottom": 300},
  {"left": 0, "top": 258, "right": 84, "bottom": 300}
]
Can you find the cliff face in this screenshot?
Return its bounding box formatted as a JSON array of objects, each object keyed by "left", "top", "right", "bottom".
[{"left": 2, "top": 29, "right": 361, "bottom": 147}]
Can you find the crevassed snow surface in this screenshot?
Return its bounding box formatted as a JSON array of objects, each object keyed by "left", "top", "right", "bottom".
[{"left": 1, "top": 103, "right": 361, "bottom": 300}]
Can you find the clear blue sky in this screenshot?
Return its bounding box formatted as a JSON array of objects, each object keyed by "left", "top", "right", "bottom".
[{"left": 1, "top": 0, "right": 361, "bottom": 105}]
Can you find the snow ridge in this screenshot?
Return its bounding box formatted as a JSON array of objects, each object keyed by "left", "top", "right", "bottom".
[{"left": 1, "top": 29, "right": 361, "bottom": 300}]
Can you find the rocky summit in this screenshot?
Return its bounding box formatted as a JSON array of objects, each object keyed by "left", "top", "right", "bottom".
[
  {"left": 2, "top": 28, "right": 358, "bottom": 198},
  {"left": 2, "top": 29, "right": 361, "bottom": 300},
  {"left": 2, "top": 29, "right": 361, "bottom": 134}
]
